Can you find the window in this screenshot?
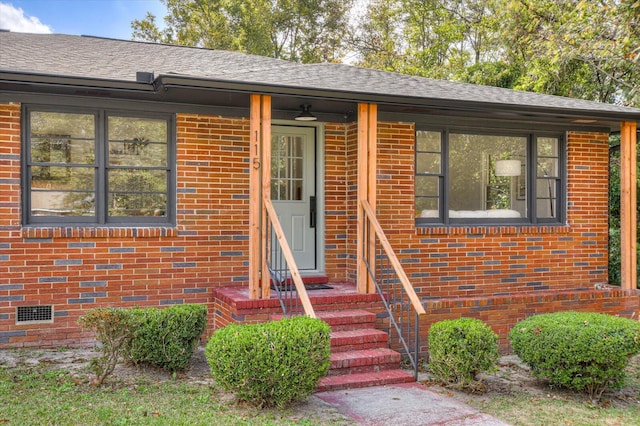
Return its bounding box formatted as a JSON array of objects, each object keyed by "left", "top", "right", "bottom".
[
  {"left": 24, "top": 106, "right": 175, "bottom": 225},
  {"left": 416, "top": 129, "right": 564, "bottom": 225}
]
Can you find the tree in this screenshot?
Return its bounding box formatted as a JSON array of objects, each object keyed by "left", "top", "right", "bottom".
[
  {"left": 131, "top": 0, "right": 354, "bottom": 63},
  {"left": 501, "top": 0, "right": 640, "bottom": 106}
]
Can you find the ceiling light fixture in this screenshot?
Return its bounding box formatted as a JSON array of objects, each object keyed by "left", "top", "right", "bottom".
[{"left": 294, "top": 104, "right": 317, "bottom": 121}]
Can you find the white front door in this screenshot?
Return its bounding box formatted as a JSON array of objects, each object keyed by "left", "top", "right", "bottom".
[{"left": 271, "top": 126, "right": 317, "bottom": 270}]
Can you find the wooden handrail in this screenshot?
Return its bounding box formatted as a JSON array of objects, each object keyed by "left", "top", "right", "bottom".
[
  {"left": 360, "top": 199, "right": 426, "bottom": 316},
  {"left": 263, "top": 198, "right": 316, "bottom": 318}
]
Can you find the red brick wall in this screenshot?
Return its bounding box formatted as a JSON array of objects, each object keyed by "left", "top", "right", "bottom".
[
  {"left": 0, "top": 107, "right": 255, "bottom": 347},
  {"left": 366, "top": 123, "right": 611, "bottom": 297},
  {"left": 1, "top": 101, "right": 636, "bottom": 350},
  {"left": 324, "top": 123, "right": 350, "bottom": 282}
]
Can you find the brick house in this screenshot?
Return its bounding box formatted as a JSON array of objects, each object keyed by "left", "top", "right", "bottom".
[{"left": 1, "top": 33, "right": 638, "bottom": 382}]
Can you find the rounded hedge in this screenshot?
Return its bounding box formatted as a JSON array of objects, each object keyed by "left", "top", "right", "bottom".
[
  {"left": 428, "top": 317, "right": 499, "bottom": 388},
  {"left": 509, "top": 311, "right": 640, "bottom": 400},
  {"left": 206, "top": 316, "right": 331, "bottom": 408},
  {"left": 127, "top": 304, "right": 208, "bottom": 372}
]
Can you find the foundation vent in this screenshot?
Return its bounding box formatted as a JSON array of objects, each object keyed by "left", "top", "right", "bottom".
[{"left": 16, "top": 305, "right": 53, "bottom": 323}]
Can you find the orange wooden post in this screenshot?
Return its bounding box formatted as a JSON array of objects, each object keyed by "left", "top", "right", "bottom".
[
  {"left": 249, "top": 94, "right": 273, "bottom": 300},
  {"left": 366, "top": 104, "right": 377, "bottom": 294},
  {"left": 249, "top": 95, "right": 261, "bottom": 299},
  {"left": 356, "top": 103, "right": 378, "bottom": 294},
  {"left": 620, "top": 121, "right": 637, "bottom": 290},
  {"left": 260, "top": 95, "right": 272, "bottom": 299},
  {"left": 356, "top": 104, "right": 368, "bottom": 294}
]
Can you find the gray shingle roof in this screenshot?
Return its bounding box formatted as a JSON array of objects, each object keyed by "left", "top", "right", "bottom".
[{"left": 1, "top": 31, "right": 639, "bottom": 118}]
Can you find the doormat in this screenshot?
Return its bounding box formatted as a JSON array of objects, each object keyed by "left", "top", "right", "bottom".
[{"left": 271, "top": 283, "right": 333, "bottom": 291}]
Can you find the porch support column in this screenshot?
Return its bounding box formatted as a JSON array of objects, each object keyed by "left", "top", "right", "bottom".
[
  {"left": 249, "top": 94, "right": 272, "bottom": 299},
  {"left": 357, "top": 103, "right": 378, "bottom": 294},
  {"left": 620, "top": 121, "right": 637, "bottom": 290}
]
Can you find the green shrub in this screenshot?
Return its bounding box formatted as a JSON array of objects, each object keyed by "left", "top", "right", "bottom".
[
  {"left": 509, "top": 311, "right": 640, "bottom": 401},
  {"left": 127, "top": 304, "right": 207, "bottom": 372},
  {"left": 206, "top": 316, "right": 331, "bottom": 408},
  {"left": 79, "top": 308, "right": 137, "bottom": 385},
  {"left": 428, "top": 318, "right": 499, "bottom": 389}
]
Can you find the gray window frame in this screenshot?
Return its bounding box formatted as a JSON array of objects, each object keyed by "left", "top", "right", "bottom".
[
  {"left": 22, "top": 104, "right": 176, "bottom": 226},
  {"left": 415, "top": 127, "right": 566, "bottom": 227}
]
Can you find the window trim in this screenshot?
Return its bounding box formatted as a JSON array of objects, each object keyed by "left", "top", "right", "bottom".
[
  {"left": 415, "top": 127, "right": 566, "bottom": 227},
  {"left": 22, "top": 104, "right": 176, "bottom": 226}
]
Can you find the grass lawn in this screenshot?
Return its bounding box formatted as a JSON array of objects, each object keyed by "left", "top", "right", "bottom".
[
  {"left": 470, "top": 393, "right": 640, "bottom": 426},
  {"left": 437, "top": 354, "right": 640, "bottom": 426},
  {"left": 2, "top": 348, "right": 639, "bottom": 425},
  {"left": 0, "top": 348, "right": 348, "bottom": 426}
]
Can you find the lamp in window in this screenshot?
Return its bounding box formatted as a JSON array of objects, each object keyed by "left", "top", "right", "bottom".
[
  {"left": 294, "top": 104, "right": 317, "bottom": 121},
  {"left": 494, "top": 159, "right": 521, "bottom": 177}
]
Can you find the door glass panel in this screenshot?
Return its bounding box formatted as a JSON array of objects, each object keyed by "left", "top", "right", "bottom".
[{"left": 271, "top": 135, "right": 304, "bottom": 201}]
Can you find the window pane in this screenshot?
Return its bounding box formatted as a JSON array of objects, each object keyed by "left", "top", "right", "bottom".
[
  {"left": 537, "top": 199, "right": 556, "bottom": 219},
  {"left": 31, "top": 166, "right": 94, "bottom": 191},
  {"left": 415, "top": 175, "right": 439, "bottom": 197},
  {"left": 108, "top": 116, "right": 168, "bottom": 167},
  {"left": 449, "top": 134, "right": 526, "bottom": 217},
  {"left": 416, "top": 197, "right": 439, "bottom": 217},
  {"left": 108, "top": 141, "right": 167, "bottom": 167},
  {"left": 537, "top": 158, "right": 558, "bottom": 177},
  {"left": 31, "top": 112, "right": 95, "bottom": 139},
  {"left": 109, "top": 193, "right": 167, "bottom": 217},
  {"left": 416, "top": 131, "right": 441, "bottom": 152},
  {"left": 291, "top": 179, "right": 303, "bottom": 201},
  {"left": 31, "top": 138, "right": 94, "bottom": 164},
  {"left": 537, "top": 137, "right": 558, "bottom": 157},
  {"left": 271, "top": 179, "right": 288, "bottom": 201},
  {"left": 271, "top": 135, "right": 303, "bottom": 201},
  {"left": 109, "top": 169, "right": 167, "bottom": 192},
  {"left": 31, "top": 190, "right": 94, "bottom": 216},
  {"left": 537, "top": 178, "right": 557, "bottom": 198},
  {"left": 108, "top": 116, "right": 167, "bottom": 142},
  {"left": 417, "top": 153, "right": 441, "bottom": 174}
]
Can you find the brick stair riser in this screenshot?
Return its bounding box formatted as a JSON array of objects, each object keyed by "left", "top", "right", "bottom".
[
  {"left": 326, "top": 322, "right": 376, "bottom": 332},
  {"left": 330, "top": 332, "right": 388, "bottom": 352},
  {"left": 328, "top": 349, "right": 401, "bottom": 376},
  {"left": 316, "top": 370, "right": 415, "bottom": 392},
  {"left": 317, "top": 310, "right": 377, "bottom": 332},
  {"left": 327, "top": 363, "right": 401, "bottom": 377}
]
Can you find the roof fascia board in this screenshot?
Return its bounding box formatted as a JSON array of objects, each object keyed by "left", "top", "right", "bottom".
[
  {"left": 158, "top": 75, "right": 640, "bottom": 123},
  {"left": 379, "top": 111, "right": 612, "bottom": 133},
  {"left": 0, "top": 90, "right": 246, "bottom": 116},
  {"left": 0, "top": 89, "right": 348, "bottom": 122},
  {"left": 0, "top": 71, "right": 154, "bottom": 93}
]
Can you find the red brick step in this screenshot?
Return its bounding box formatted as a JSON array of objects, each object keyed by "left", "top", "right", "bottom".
[
  {"left": 327, "top": 347, "right": 401, "bottom": 376},
  {"left": 318, "top": 309, "right": 377, "bottom": 331},
  {"left": 313, "top": 308, "right": 415, "bottom": 392},
  {"left": 330, "top": 329, "right": 388, "bottom": 352},
  {"left": 316, "top": 369, "right": 415, "bottom": 392}
]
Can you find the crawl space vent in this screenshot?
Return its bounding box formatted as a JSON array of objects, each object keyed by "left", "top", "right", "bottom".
[{"left": 16, "top": 305, "right": 53, "bottom": 323}]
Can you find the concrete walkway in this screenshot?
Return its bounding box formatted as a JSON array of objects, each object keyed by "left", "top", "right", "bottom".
[{"left": 315, "top": 383, "right": 510, "bottom": 426}]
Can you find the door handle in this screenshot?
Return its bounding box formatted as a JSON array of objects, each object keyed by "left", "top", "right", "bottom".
[{"left": 309, "top": 196, "right": 316, "bottom": 228}]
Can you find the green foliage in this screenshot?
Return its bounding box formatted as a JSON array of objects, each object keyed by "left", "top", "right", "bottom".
[
  {"left": 127, "top": 304, "right": 208, "bottom": 372},
  {"left": 509, "top": 312, "right": 640, "bottom": 401},
  {"left": 206, "top": 316, "right": 331, "bottom": 408},
  {"left": 133, "top": 1, "right": 639, "bottom": 107},
  {"left": 428, "top": 318, "right": 499, "bottom": 389},
  {"left": 132, "top": 0, "right": 354, "bottom": 63},
  {"left": 78, "top": 308, "right": 137, "bottom": 385}
]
